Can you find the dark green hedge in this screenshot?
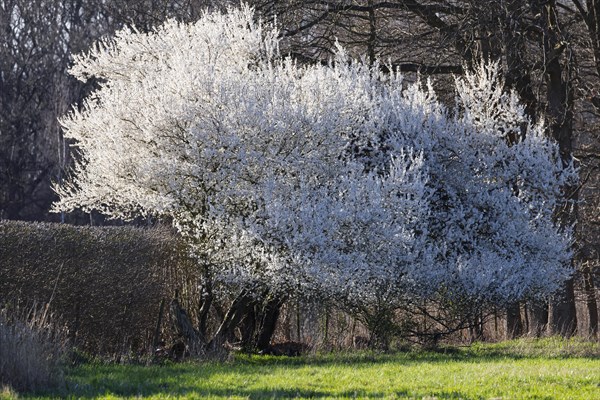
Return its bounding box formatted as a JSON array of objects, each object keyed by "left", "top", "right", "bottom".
[{"left": 0, "top": 221, "right": 197, "bottom": 356}]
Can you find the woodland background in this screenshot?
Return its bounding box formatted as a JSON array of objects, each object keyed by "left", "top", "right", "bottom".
[{"left": 1, "top": 1, "right": 599, "bottom": 355}]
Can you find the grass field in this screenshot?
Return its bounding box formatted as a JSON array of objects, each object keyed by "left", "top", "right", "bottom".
[{"left": 8, "top": 338, "right": 600, "bottom": 399}]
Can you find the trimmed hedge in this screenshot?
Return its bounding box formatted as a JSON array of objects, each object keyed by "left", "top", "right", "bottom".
[{"left": 0, "top": 221, "right": 197, "bottom": 356}]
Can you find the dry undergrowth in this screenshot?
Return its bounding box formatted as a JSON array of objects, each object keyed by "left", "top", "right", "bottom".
[{"left": 0, "top": 304, "right": 66, "bottom": 394}]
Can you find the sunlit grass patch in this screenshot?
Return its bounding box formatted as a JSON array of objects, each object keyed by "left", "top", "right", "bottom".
[
  {"left": 469, "top": 336, "right": 600, "bottom": 358},
  {"left": 17, "top": 338, "right": 600, "bottom": 399}
]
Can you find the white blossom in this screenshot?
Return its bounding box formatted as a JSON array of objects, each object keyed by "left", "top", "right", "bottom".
[{"left": 54, "top": 5, "right": 575, "bottom": 312}]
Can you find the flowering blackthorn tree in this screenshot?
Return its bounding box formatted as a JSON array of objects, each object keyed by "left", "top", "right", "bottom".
[{"left": 54, "top": 5, "right": 575, "bottom": 347}]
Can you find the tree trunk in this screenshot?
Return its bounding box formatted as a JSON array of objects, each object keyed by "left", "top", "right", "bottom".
[
  {"left": 197, "top": 270, "right": 213, "bottom": 338},
  {"left": 506, "top": 302, "right": 523, "bottom": 339},
  {"left": 367, "top": 0, "right": 377, "bottom": 66},
  {"left": 548, "top": 277, "right": 578, "bottom": 336},
  {"left": 239, "top": 307, "right": 257, "bottom": 349},
  {"left": 256, "top": 297, "right": 285, "bottom": 351},
  {"left": 209, "top": 291, "right": 255, "bottom": 349},
  {"left": 526, "top": 301, "right": 548, "bottom": 337},
  {"left": 582, "top": 264, "right": 599, "bottom": 336},
  {"left": 152, "top": 298, "right": 165, "bottom": 354},
  {"left": 584, "top": 0, "right": 600, "bottom": 79},
  {"left": 502, "top": 1, "right": 538, "bottom": 121},
  {"left": 170, "top": 298, "right": 204, "bottom": 355},
  {"left": 534, "top": 0, "right": 578, "bottom": 337}
]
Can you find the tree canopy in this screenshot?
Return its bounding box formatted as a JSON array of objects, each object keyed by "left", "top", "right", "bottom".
[{"left": 54, "top": 5, "right": 576, "bottom": 344}]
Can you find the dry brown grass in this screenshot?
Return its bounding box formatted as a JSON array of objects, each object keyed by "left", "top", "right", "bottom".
[{"left": 0, "top": 304, "right": 66, "bottom": 394}]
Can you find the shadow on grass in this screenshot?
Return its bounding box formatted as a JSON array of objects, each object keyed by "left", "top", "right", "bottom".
[
  {"left": 25, "top": 340, "right": 599, "bottom": 399},
  {"left": 40, "top": 379, "right": 482, "bottom": 400},
  {"left": 233, "top": 348, "right": 540, "bottom": 367},
  {"left": 234, "top": 349, "right": 479, "bottom": 367},
  {"left": 23, "top": 357, "right": 479, "bottom": 399}
]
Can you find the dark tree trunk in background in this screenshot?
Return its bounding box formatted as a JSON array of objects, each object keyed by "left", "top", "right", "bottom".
[
  {"left": 527, "top": 301, "right": 549, "bottom": 337},
  {"left": 506, "top": 303, "right": 523, "bottom": 339},
  {"left": 239, "top": 308, "right": 257, "bottom": 349},
  {"left": 584, "top": 0, "right": 600, "bottom": 77},
  {"left": 582, "top": 265, "right": 599, "bottom": 336},
  {"left": 548, "top": 278, "right": 578, "bottom": 336},
  {"left": 533, "top": 0, "right": 578, "bottom": 336},
  {"left": 502, "top": 1, "right": 538, "bottom": 122},
  {"left": 579, "top": 0, "right": 600, "bottom": 339}
]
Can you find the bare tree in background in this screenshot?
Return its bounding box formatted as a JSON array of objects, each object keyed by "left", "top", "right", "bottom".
[{"left": 0, "top": 0, "right": 216, "bottom": 221}]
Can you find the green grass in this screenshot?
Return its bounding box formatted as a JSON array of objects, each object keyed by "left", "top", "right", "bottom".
[{"left": 13, "top": 338, "right": 600, "bottom": 399}]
